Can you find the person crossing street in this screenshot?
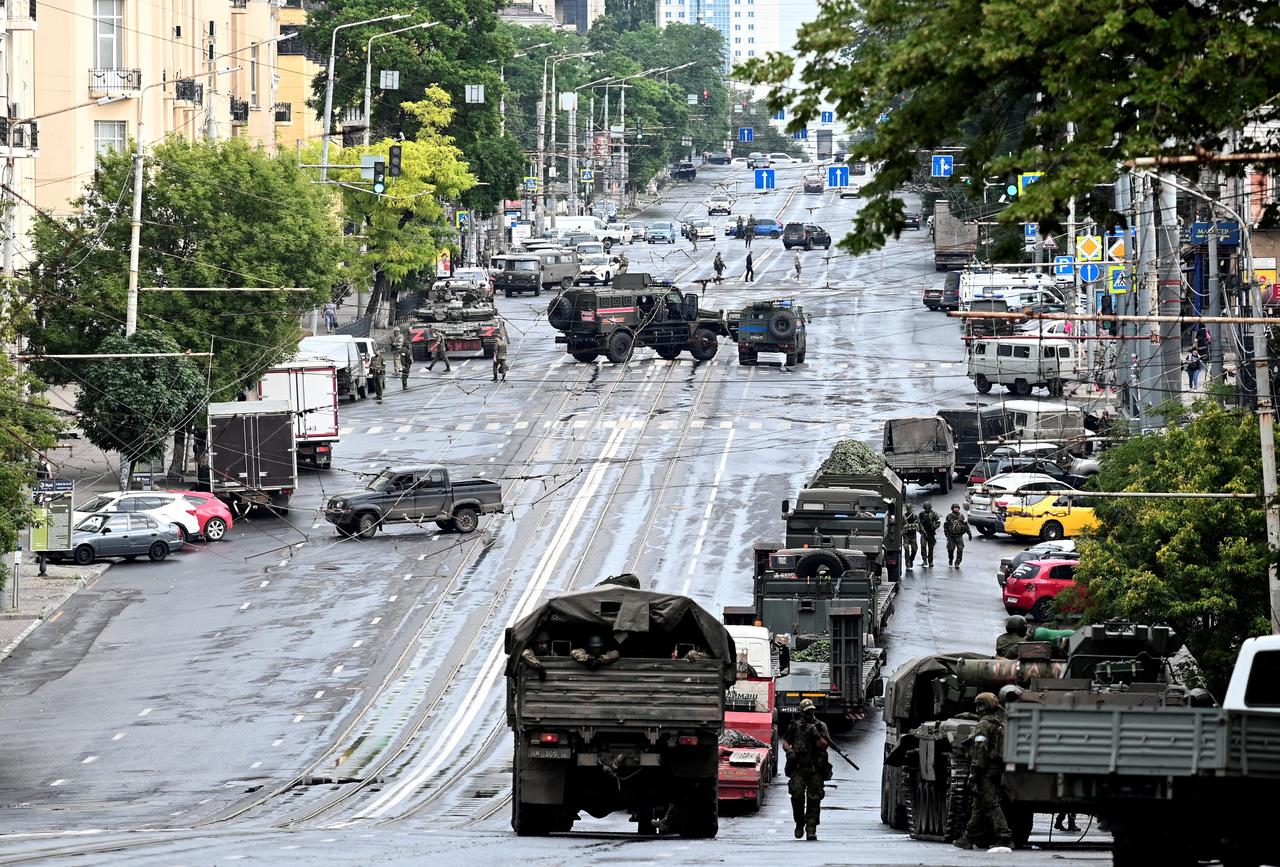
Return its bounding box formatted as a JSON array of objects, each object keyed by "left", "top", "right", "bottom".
[
  {"left": 918, "top": 501, "right": 940, "bottom": 566},
  {"left": 793, "top": 249, "right": 803, "bottom": 282},
  {"left": 713, "top": 252, "right": 725, "bottom": 284},
  {"left": 390, "top": 326, "right": 405, "bottom": 376},
  {"left": 744, "top": 251, "right": 755, "bottom": 283},
  {"left": 492, "top": 331, "right": 508, "bottom": 382},
  {"left": 426, "top": 327, "right": 452, "bottom": 373},
  {"left": 398, "top": 344, "right": 413, "bottom": 389},
  {"left": 783, "top": 698, "right": 833, "bottom": 841},
  {"left": 745, "top": 216, "right": 756, "bottom": 248},
  {"left": 944, "top": 503, "right": 973, "bottom": 568}
]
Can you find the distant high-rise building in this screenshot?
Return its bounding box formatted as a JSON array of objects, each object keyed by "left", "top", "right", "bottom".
[
  {"left": 655, "top": 0, "right": 780, "bottom": 74},
  {"left": 500, "top": 0, "right": 606, "bottom": 33}
]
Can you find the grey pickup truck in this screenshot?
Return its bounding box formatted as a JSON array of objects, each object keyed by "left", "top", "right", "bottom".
[{"left": 324, "top": 466, "right": 504, "bottom": 538}]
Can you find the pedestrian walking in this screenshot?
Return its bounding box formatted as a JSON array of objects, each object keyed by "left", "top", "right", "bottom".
[
  {"left": 713, "top": 252, "right": 725, "bottom": 284},
  {"left": 492, "top": 332, "right": 508, "bottom": 382},
  {"left": 902, "top": 505, "right": 920, "bottom": 570},
  {"left": 954, "top": 693, "right": 1013, "bottom": 851},
  {"left": 690, "top": 229, "right": 699, "bottom": 252},
  {"left": 369, "top": 351, "right": 386, "bottom": 402},
  {"left": 322, "top": 301, "right": 338, "bottom": 334},
  {"left": 944, "top": 503, "right": 972, "bottom": 567},
  {"left": 398, "top": 345, "right": 413, "bottom": 389},
  {"left": 793, "top": 249, "right": 803, "bottom": 282},
  {"left": 744, "top": 251, "right": 754, "bottom": 282},
  {"left": 783, "top": 698, "right": 833, "bottom": 841},
  {"left": 1186, "top": 348, "right": 1204, "bottom": 390},
  {"left": 918, "top": 501, "right": 940, "bottom": 566},
  {"left": 426, "top": 328, "right": 452, "bottom": 373}
]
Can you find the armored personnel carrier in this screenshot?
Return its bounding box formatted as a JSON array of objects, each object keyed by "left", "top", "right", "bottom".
[
  {"left": 727, "top": 299, "right": 807, "bottom": 366},
  {"left": 408, "top": 278, "right": 502, "bottom": 360}
]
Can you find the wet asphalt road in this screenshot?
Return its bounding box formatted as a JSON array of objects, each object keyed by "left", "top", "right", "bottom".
[{"left": 0, "top": 163, "right": 1109, "bottom": 865}]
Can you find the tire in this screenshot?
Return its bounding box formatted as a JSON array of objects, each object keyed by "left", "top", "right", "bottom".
[
  {"left": 356, "top": 512, "right": 380, "bottom": 539},
  {"left": 768, "top": 311, "right": 797, "bottom": 340},
  {"left": 1013, "top": 379, "right": 1033, "bottom": 396},
  {"left": 602, "top": 239, "right": 613, "bottom": 253},
  {"left": 1031, "top": 596, "right": 1054, "bottom": 622},
  {"left": 605, "top": 330, "right": 635, "bottom": 364},
  {"left": 974, "top": 374, "right": 992, "bottom": 394},
  {"left": 505, "top": 289, "right": 513, "bottom": 298},
  {"left": 688, "top": 327, "right": 718, "bottom": 361},
  {"left": 560, "top": 277, "right": 573, "bottom": 290},
  {"left": 1040, "top": 520, "right": 1065, "bottom": 541},
  {"left": 452, "top": 507, "right": 480, "bottom": 533},
  {"left": 1048, "top": 378, "right": 1065, "bottom": 397},
  {"left": 435, "top": 518, "right": 457, "bottom": 532},
  {"left": 824, "top": 241, "right": 832, "bottom": 249},
  {"left": 547, "top": 297, "right": 573, "bottom": 330},
  {"left": 203, "top": 517, "right": 228, "bottom": 541},
  {"left": 656, "top": 345, "right": 681, "bottom": 360},
  {"left": 172, "top": 523, "right": 188, "bottom": 545},
  {"left": 147, "top": 541, "right": 169, "bottom": 562},
  {"left": 796, "top": 549, "right": 847, "bottom": 580},
  {"left": 513, "top": 803, "right": 552, "bottom": 837},
  {"left": 805, "top": 241, "right": 813, "bottom": 251},
  {"left": 976, "top": 524, "right": 996, "bottom": 537},
  {"left": 785, "top": 352, "right": 798, "bottom": 366},
  {"left": 738, "top": 348, "right": 757, "bottom": 366},
  {"left": 570, "top": 349, "right": 599, "bottom": 363},
  {"left": 769, "top": 231, "right": 780, "bottom": 239},
  {"left": 676, "top": 784, "right": 719, "bottom": 839},
  {"left": 73, "top": 545, "right": 95, "bottom": 566}
]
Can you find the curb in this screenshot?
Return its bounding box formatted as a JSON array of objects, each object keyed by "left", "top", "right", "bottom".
[
  {"left": 0, "top": 562, "right": 110, "bottom": 664},
  {"left": 0, "top": 619, "right": 42, "bottom": 663}
]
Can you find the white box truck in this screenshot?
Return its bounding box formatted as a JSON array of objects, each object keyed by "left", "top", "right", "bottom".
[{"left": 256, "top": 356, "right": 340, "bottom": 469}]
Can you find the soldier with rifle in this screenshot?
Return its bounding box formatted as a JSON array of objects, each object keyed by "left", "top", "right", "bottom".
[
  {"left": 954, "top": 692, "right": 1014, "bottom": 851},
  {"left": 783, "top": 699, "right": 844, "bottom": 841},
  {"left": 903, "top": 504, "right": 920, "bottom": 570},
  {"left": 918, "top": 501, "right": 940, "bottom": 566}
]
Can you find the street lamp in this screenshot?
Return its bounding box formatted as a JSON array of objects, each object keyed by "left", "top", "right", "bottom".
[
  {"left": 321, "top": 13, "right": 410, "bottom": 180},
  {"left": 488, "top": 42, "right": 551, "bottom": 138},
  {"left": 363, "top": 21, "right": 439, "bottom": 146},
  {"left": 568, "top": 74, "right": 616, "bottom": 216}
]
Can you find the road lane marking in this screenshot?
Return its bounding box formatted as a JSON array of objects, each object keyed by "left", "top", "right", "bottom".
[
  {"left": 250, "top": 761, "right": 262, "bottom": 769},
  {"left": 81, "top": 756, "right": 98, "bottom": 764},
  {"left": 259, "top": 580, "right": 270, "bottom": 588},
  {"left": 138, "top": 708, "right": 152, "bottom": 717},
  {"left": 273, "top": 739, "right": 283, "bottom": 747},
  {"left": 388, "top": 595, "right": 398, "bottom": 602},
  {"left": 48, "top": 611, "right": 64, "bottom": 624},
  {"left": 352, "top": 640, "right": 363, "bottom": 648},
  {"left": 240, "top": 602, "right": 251, "bottom": 611},
  {"left": 332, "top": 664, "right": 344, "bottom": 675},
  {"left": 314, "top": 691, "right": 325, "bottom": 699},
  {"left": 50, "top": 780, "right": 66, "bottom": 787},
  {"left": 293, "top": 714, "right": 304, "bottom": 723},
  {"left": 367, "top": 426, "right": 383, "bottom": 434},
  {"left": 371, "top": 617, "right": 381, "bottom": 625},
  {"left": 112, "top": 733, "right": 124, "bottom": 741},
  {"left": 682, "top": 430, "right": 736, "bottom": 594}
]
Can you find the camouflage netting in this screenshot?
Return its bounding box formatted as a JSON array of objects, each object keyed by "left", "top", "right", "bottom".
[
  {"left": 792, "top": 640, "right": 830, "bottom": 663},
  {"left": 818, "top": 440, "right": 886, "bottom": 476},
  {"left": 719, "top": 728, "right": 769, "bottom": 749}
]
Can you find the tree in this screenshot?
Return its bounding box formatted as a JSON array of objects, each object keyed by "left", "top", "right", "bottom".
[
  {"left": 73, "top": 331, "right": 205, "bottom": 486},
  {"left": 331, "top": 87, "right": 478, "bottom": 324},
  {"left": 0, "top": 286, "right": 61, "bottom": 592},
  {"left": 1072, "top": 402, "right": 1272, "bottom": 695},
  {"left": 604, "top": 0, "right": 655, "bottom": 30},
  {"left": 26, "top": 137, "right": 345, "bottom": 403},
  {"left": 740, "top": 0, "right": 1280, "bottom": 253}
]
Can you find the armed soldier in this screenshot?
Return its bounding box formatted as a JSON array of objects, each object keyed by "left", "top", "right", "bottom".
[
  {"left": 918, "top": 501, "right": 940, "bottom": 567},
  {"left": 369, "top": 351, "right": 386, "bottom": 403},
  {"left": 944, "top": 503, "right": 972, "bottom": 568},
  {"left": 902, "top": 504, "right": 920, "bottom": 570},
  {"left": 397, "top": 343, "right": 413, "bottom": 389},
  {"left": 520, "top": 631, "right": 558, "bottom": 681},
  {"left": 616, "top": 251, "right": 629, "bottom": 275},
  {"left": 426, "top": 328, "right": 452, "bottom": 373},
  {"left": 954, "top": 692, "right": 1013, "bottom": 851},
  {"left": 783, "top": 698, "right": 833, "bottom": 841},
  {"left": 492, "top": 332, "right": 508, "bottom": 382},
  {"left": 570, "top": 634, "right": 619, "bottom": 670},
  {"left": 389, "top": 325, "right": 406, "bottom": 375},
  {"left": 997, "top": 615, "right": 1029, "bottom": 658}
]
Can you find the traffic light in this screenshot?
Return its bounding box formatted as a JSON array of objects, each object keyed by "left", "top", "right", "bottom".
[
  {"left": 372, "top": 158, "right": 386, "bottom": 195},
  {"left": 702, "top": 88, "right": 709, "bottom": 102},
  {"left": 636, "top": 122, "right": 644, "bottom": 140},
  {"left": 388, "top": 145, "right": 402, "bottom": 178}
]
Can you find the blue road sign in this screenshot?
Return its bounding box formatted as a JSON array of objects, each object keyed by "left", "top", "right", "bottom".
[
  {"left": 754, "top": 168, "right": 776, "bottom": 190},
  {"left": 773, "top": 109, "right": 786, "bottom": 121},
  {"left": 792, "top": 129, "right": 808, "bottom": 141},
  {"left": 1079, "top": 263, "right": 1102, "bottom": 283},
  {"left": 1053, "top": 255, "right": 1075, "bottom": 277},
  {"left": 820, "top": 111, "right": 834, "bottom": 124},
  {"left": 828, "top": 165, "right": 849, "bottom": 188},
  {"left": 580, "top": 169, "right": 594, "bottom": 182},
  {"left": 738, "top": 127, "right": 754, "bottom": 143},
  {"left": 1109, "top": 266, "right": 1129, "bottom": 294},
  {"left": 878, "top": 112, "right": 890, "bottom": 123},
  {"left": 931, "top": 154, "right": 954, "bottom": 178},
  {"left": 1024, "top": 223, "right": 1038, "bottom": 240}
]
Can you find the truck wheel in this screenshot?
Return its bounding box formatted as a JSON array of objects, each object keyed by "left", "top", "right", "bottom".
[
  {"left": 560, "top": 277, "right": 573, "bottom": 290},
  {"left": 1012, "top": 379, "right": 1032, "bottom": 396},
  {"left": 605, "top": 330, "right": 635, "bottom": 364},
  {"left": 570, "top": 349, "right": 599, "bottom": 363},
  {"left": 689, "top": 328, "right": 718, "bottom": 361},
  {"left": 513, "top": 803, "right": 551, "bottom": 837},
  {"left": 785, "top": 352, "right": 799, "bottom": 366},
  {"left": 737, "top": 347, "right": 757, "bottom": 366},
  {"left": 795, "top": 549, "right": 846, "bottom": 580},
  {"left": 435, "top": 519, "right": 457, "bottom": 532},
  {"left": 797, "top": 350, "right": 806, "bottom": 363},
  {"left": 1040, "top": 520, "right": 1064, "bottom": 541},
  {"left": 676, "top": 785, "right": 719, "bottom": 838},
  {"left": 356, "top": 512, "right": 380, "bottom": 539},
  {"left": 655, "top": 345, "right": 681, "bottom": 360},
  {"left": 147, "top": 541, "right": 169, "bottom": 562},
  {"left": 1048, "top": 378, "right": 1065, "bottom": 397},
  {"left": 73, "top": 544, "right": 96, "bottom": 566},
  {"left": 452, "top": 506, "right": 480, "bottom": 533},
  {"left": 974, "top": 374, "right": 992, "bottom": 394}
]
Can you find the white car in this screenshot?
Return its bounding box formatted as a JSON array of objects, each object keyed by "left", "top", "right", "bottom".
[
  {"left": 723, "top": 214, "right": 752, "bottom": 236},
  {"left": 964, "top": 472, "right": 1076, "bottom": 536},
  {"left": 625, "top": 220, "right": 648, "bottom": 241},
  {"left": 688, "top": 219, "right": 716, "bottom": 241},
  {"left": 73, "top": 491, "right": 203, "bottom": 544},
  {"left": 575, "top": 241, "right": 606, "bottom": 258},
  {"left": 707, "top": 194, "right": 732, "bottom": 216},
  {"left": 575, "top": 254, "right": 616, "bottom": 286},
  {"left": 770, "top": 152, "right": 799, "bottom": 164},
  {"left": 449, "top": 267, "right": 494, "bottom": 296}
]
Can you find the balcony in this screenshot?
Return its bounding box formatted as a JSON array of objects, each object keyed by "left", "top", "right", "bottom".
[
  {"left": 88, "top": 68, "right": 142, "bottom": 96},
  {"left": 230, "top": 0, "right": 247, "bottom": 8},
  {"left": 273, "top": 102, "right": 292, "bottom": 123},
  {"left": 230, "top": 97, "right": 249, "bottom": 123},
  {"left": 0, "top": 117, "right": 39, "bottom": 156},
  {"left": 9, "top": 0, "right": 39, "bottom": 30},
  {"left": 174, "top": 79, "right": 204, "bottom": 106}
]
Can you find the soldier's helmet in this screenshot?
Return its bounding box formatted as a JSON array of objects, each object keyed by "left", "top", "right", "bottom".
[
  {"left": 586, "top": 634, "right": 606, "bottom": 653},
  {"left": 534, "top": 630, "right": 552, "bottom": 647},
  {"left": 798, "top": 698, "right": 816, "bottom": 713},
  {"left": 922, "top": 501, "right": 933, "bottom": 511},
  {"left": 1005, "top": 614, "right": 1028, "bottom": 636},
  {"left": 974, "top": 692, "right": 1000, "bottom": 713}
]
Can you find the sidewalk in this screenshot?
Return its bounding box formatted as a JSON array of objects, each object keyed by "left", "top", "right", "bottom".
[{"left": 0, "top": 559, "right": 111, "bottom": 662}]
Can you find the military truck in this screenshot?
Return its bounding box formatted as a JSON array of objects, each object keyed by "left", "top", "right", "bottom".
[
  {"left": 727, "top": 299, "right": 808, "bottom": 366},
  {"left": 505, "top": 583, "right": 735, "bottom": 837},
  {"left": 407, "top": 279, "right": 503, "bottom": 360},
  {"left": 783, "top": 467, "right": 906, "bottom": 581},
  {"left": 546, "top": 273, "right": 731, "bottom": 363},
  {"left": 323, "top": 465, "right": 504, "bottom": 537},
  {"left": 933, "top": 202, "right": 977, "bottom": 271},
  {"left": 882, "top": 417, "right": 956, "bottom": 491}
]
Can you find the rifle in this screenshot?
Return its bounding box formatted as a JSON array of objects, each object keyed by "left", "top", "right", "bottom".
[
  {"left": 797, "top": 720, "right": 862, "bottom": 773},
  {"left": 826, "top": 739, "right": 861, "bottom": 772}
]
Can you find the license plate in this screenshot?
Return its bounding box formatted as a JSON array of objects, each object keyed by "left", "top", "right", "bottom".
[
  {"left": 1005, "top": 596, "right": 1019, "bottom": 604},
  {"left": 527, "top": 747, "right": 570, "bottom": 760}
]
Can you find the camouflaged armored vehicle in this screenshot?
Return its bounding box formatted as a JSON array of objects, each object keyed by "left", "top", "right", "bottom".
[
  {"left": 727, "top": 299, "right": 808, "bottom": 366},
  {"left": 546, "top": 272, "right": 731, "bottom": 363},
  {"left": 408, "top": 278, "right": 502, "bottom": 360}
]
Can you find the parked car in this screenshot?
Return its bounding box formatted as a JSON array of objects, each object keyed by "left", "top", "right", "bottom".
[
  {"left": 968, "top": 444, "right": 1071, "bottom": 485},
  {"left": 964, "top": 472, "right": 1076, "bottom": 536},
  {"left": 706, "top": 151, "right": 732, "bottom": 165},
  {"left": 449, "top": 267, "right": 494, "bottom": 297},
  {"left": 707, "top": 194, "right": 732, "bottom": 216},
  {"left": 559, "top": 230, "right": 596, "bottom": 249},
  {"left": 575, "top": 253, "right": 616, "bottom": 286},
  {"left": 574, "top": 241, "right": 606, "bottom": 258},
  {"left": 838, "top": 184, "right": 861, "bottom": 199},
  {"left": 74, "top": 491, "right": 204, "bottom": 543},
  {"left": 997, "top": 540, "right": 1078, "bottom": 588},
  {"left": 747, "top": 152, "right": 769, "bottom": 169},
  {"left": 1003, "top": 493, "right": 1099, "bottom": 541},
  {"left": 648, "top": 221, "right": 677, "bottom": 244},
  {"left": 167, "top": 491, "right": 234, "bottom": 542},
  {"left": 671, "top": 162, "right": 697, "bottom": 182},
  {"left": 688, "top": 218, "right": 716, "bottom": 241},
  {"left": 990, "top": 456, "right": 1091, "bottom": 489},
  {"left": 51, "top": 513, "right": 182, "bottom": 566},
  {"left": 769, "top": 153, "right": 799, "bottom": 164},
  {"left": 751, "top": 218, "right": 784, "bottom": 239},
  {"left": 592, "top": 200, "right": 618, "bottom": 223},
  {"left": 1002, "top": 558, "right": 1079, "bottom": 621},
  {"left": 625, "top": 220, "right": 648, "bottom": 241},
  {"left": 802, "top": 173, "right": 824, "bottom": 193},
  {"left": 782, "top": 222, "right": 831, "bottom": 250},
  {"left": 323, "top": 465, "right": 504, "bottom": 538},
  {"left": 723, "top": 215, "right": 753, "bottom": 237}
]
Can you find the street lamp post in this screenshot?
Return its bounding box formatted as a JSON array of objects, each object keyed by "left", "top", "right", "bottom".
[
  {"left": 569, "top": 75, "right": 615, "bottom": 217},
  {"left": 363, "top": 21, "right": 439, "bottom": 146},
  {"left": 322, "top": 13, "right": 409, "bottom": 181},
  {"left": 489, "top": 43, "right": 550, "bottom": 139}
]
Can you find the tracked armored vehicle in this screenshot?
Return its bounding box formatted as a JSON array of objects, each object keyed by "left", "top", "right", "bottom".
[{"left": 409, "top": 279, "right": 502, "bottom": 360}]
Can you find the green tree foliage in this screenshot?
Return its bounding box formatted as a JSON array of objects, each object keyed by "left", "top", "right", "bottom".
[
  {"left": 302, "top": 0, "right": 520, "bottom": 210},
  {"left": 604, "top": 0, "right": 655, "bottom": 30},
  {"left": 1073, "top": 403, "right": 1271, "bottom": 695},
  {"left": 26, "top": 137, "right": 345, "bottom": 402},
  {"left": 72, "top": 332, "right": 205, "bottom": 481},
  {"left": 0, "top": 286, "right": 61, "bottom": 590},
  {"left": 740, "top": 0, "right": 1280, "bottom": 253},
  {"left": 331, "top": 87, "right": 477, "bottom": 320},
  {"left": 735, "top": 99, "right": 805, "bottom": 158}
]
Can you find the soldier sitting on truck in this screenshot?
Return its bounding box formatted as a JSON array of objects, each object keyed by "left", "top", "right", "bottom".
[
  {"left": 676, "top": 644, "right": 711, "bottom": 661},
  {"left": 520, "top": 631, "right": 558, "bottom": 681},
  {"left": 570, "top": 634, "right": 620, "bottom": 670},
  {"left": 997, "top": 615, "right": 1029, "bottom": 658}
]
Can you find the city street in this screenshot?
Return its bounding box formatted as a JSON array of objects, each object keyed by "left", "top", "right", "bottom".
[{"left": 0, "top": 164, "right": 1108, "bottom": 864}]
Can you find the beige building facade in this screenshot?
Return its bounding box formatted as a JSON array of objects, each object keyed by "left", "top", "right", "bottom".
[
  {"left": 275, "top": 0, "right": 324, "bottom": 155},
  {"left": 2, "top": 2, "right": 40, "bottom": 271}
]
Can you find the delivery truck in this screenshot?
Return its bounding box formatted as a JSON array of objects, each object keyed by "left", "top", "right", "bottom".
[
  {"left": 203, "top": 400, "right": 298, "bottom": 514},
  {"left": 256, "top": 356, "right": 340, "bottom": 469}
]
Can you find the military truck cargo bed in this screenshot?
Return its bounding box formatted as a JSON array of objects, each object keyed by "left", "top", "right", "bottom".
[
  {"left": 777, "top": 649, "right": 885, "bottom": 717},
  {"left": 511, "top": 658, "right": 726, "bottom": 730}
]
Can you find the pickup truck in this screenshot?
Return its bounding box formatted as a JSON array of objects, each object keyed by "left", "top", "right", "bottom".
[{"left": 323, "top": 465, "right": 503, "bottom": 538}]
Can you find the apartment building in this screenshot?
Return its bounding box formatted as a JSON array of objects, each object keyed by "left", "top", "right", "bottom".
[
  {"left": 655, "top": 0, "right": 780, "bottom": 73},
  {"left": 1, "top": 1, "right": 39, "bottom": 271},
  {"left": 34, "top": 0, "right": 282, "bottom": 216},
  {"left": 275, "top": 0, "right": 323, "bottom": 154}
]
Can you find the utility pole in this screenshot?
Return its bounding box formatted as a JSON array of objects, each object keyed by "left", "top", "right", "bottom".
[
  {"left": 1208, "top": 221, "right": 1223, "bottom": 383},
  {"left": 1158, "top": 173, "right": 1182, "bottom": 403},
  {"left": 1136, "top": 173, "right": 1158, "bottom": 425},
  {"left": 619, "top": 84, "right": 627, "bottom": 204},
  {"left": 1115, "top": 173, "right": 1135, "bottom": 412},
  {"left": 568, "top": 95, "right": 578, "bottom": 217},
  {"left": 536, "top": 59, "right": 548, "bottom": 238},
  {"left": 550, "top": 60, "right": 558, "bottom": 230}
]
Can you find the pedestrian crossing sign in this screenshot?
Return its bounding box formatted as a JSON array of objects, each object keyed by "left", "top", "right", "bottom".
[
  {"left": 523, "top": 176, "right": 538, "bottom": 193},
  {"left": 1108, "top": 265, "right": 1128, "bottom": 294},
  {"left": 1077, "top": 234, "right": 1102, "bottom": 261}
]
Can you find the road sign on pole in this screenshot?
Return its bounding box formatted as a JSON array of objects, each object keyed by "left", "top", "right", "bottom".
[
  {"left": 523, "top": 176, "right": 538, "bottom": 193},
  {"left": 1053, "top": 255, "right": 1075, "bottom": 277},
  {"left": 580, "top": 169, "right": 594, "bottom": 182},
  {"left": 773, "top": 109, "right": 786, "bottom": 121},
  {"left": 1041, "top": 235, "right": 1058, "bottom": 252},
  {"left": 1024, "top": 223, "right": 1038, "bottom": 240},
  {"left": 931, "top": 154, "right": 954, "bottom": 178},
  {"left": 754, "top": 168, "right": 776, "bottom": 190},
  {"left": 1106, "top": 232, "right": 1127, "bottom": 261},
  {"left": 1079, "top": 263, "right": 1102, "bottom": 283},
  {"left": 1017, "top": 172, "right": 1044, "bottom": 195},
  {"left": 738, "top": 127, "right": 754, "bottom": 143},
  {"left": 820, "top": 111, "right": 834, "bottom": 124},
  {"left": 1077, "top": 234, "right": 1103, "bottom": 261},
  {"left": 828, "top": 165, "right": 849, "bottom": 188},
  {"left": 1108, "top": 265, "right": 1129, "bottom": 294}
]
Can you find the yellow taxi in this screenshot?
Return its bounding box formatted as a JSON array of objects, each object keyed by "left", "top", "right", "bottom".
[{"left": 1002, "top": 493, "right": 1098, "bottom": 541}]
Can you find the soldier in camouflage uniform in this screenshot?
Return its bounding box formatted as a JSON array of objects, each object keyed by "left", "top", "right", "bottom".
[
  {"left": 996, "top": 615, "right": 1029, "bottom": 659},
  {"left": 943, "top": 503, "right": 972, "bottom": 568},
  {"left": 902, "top": 504, "right": 920, "bottom": 570},
  {"left": 783, "top": 698, "right": 833, "bottom": 841},
  {"left": 492, "top": 332, "right": 509, "bottom": 382},
  {"left": 918, "top": 501, "right": 940, "bottom": 567},
  {"left": 520, "top": 631, "right": 557, "bottom": 681},
  {"left": 369, "top": 351, "right": 386, "bottom": 403},
  {"left": 398, "top": 344, "right": 413, "bottom": 389},
  {"left": 570, "top": 634, "right": 619, "bottom": 669},
  {"left": 426, "top": 327, "right": 452, "bottom": 373},
  {"left": 955, "top": 692, "right": 1013, "bottom": 850}
]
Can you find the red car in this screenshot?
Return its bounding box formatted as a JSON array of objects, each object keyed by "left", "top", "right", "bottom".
[
  {"left": 167, "top": 490, "right": 234, "bottom": 542},
  {"left": 1002, "top": 558, "right": 1077, "bottom": 621}
]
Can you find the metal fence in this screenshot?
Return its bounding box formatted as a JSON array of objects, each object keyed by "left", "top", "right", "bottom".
[{"left": 336, "top": 315, "right": 372, "bottom": 338}]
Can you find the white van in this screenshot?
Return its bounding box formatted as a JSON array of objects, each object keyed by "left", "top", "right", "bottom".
[
  {"left": 299, "top": 334, "right": 365, "bottom": 400},
  {"left": 959, "top": 269, "right": 1060, "bottom": 309},
  {"left": 553, "top": 216, "right": 631, "bottom": 248},
  {"left": 1000, "top": 400, "right": 1089, "bottom": 452},
  {"left": 968, "top": 337, "right": 1077, "bottom": 396}
]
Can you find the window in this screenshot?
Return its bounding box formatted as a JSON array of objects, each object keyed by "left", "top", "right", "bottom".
[
  {"left": 131, "top": 514, "right": 159, "bottom": 530},
  {"left": 250, "top": 45, "right": 259, "bottom": 107},
  {"left": 1043, "top": 346, "right": 1056, "bottom": 358},
  {"left": 93, "top": 0, "right": 124, "bottom": 68},
  {"left": 106, "top": 515, "right": 130, "bottom": 532},
  {"left": 996, "top": 344, "right": 1012, "bottom": 357},
  {"left": 94, "top": 120, "right": 127, "bottom": 155},
  {"left": 1058, "top": 346, "right": 1071, "bottom": 358},
  {"left": 1244, "top": 650, "right": 1280, "bottom": 707},
  {"left": 1013, "top": 345, "right": 1031, "bottom": 358},
  {"left": 748, "top": 37, "right": 754, "bottom": 43}
]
